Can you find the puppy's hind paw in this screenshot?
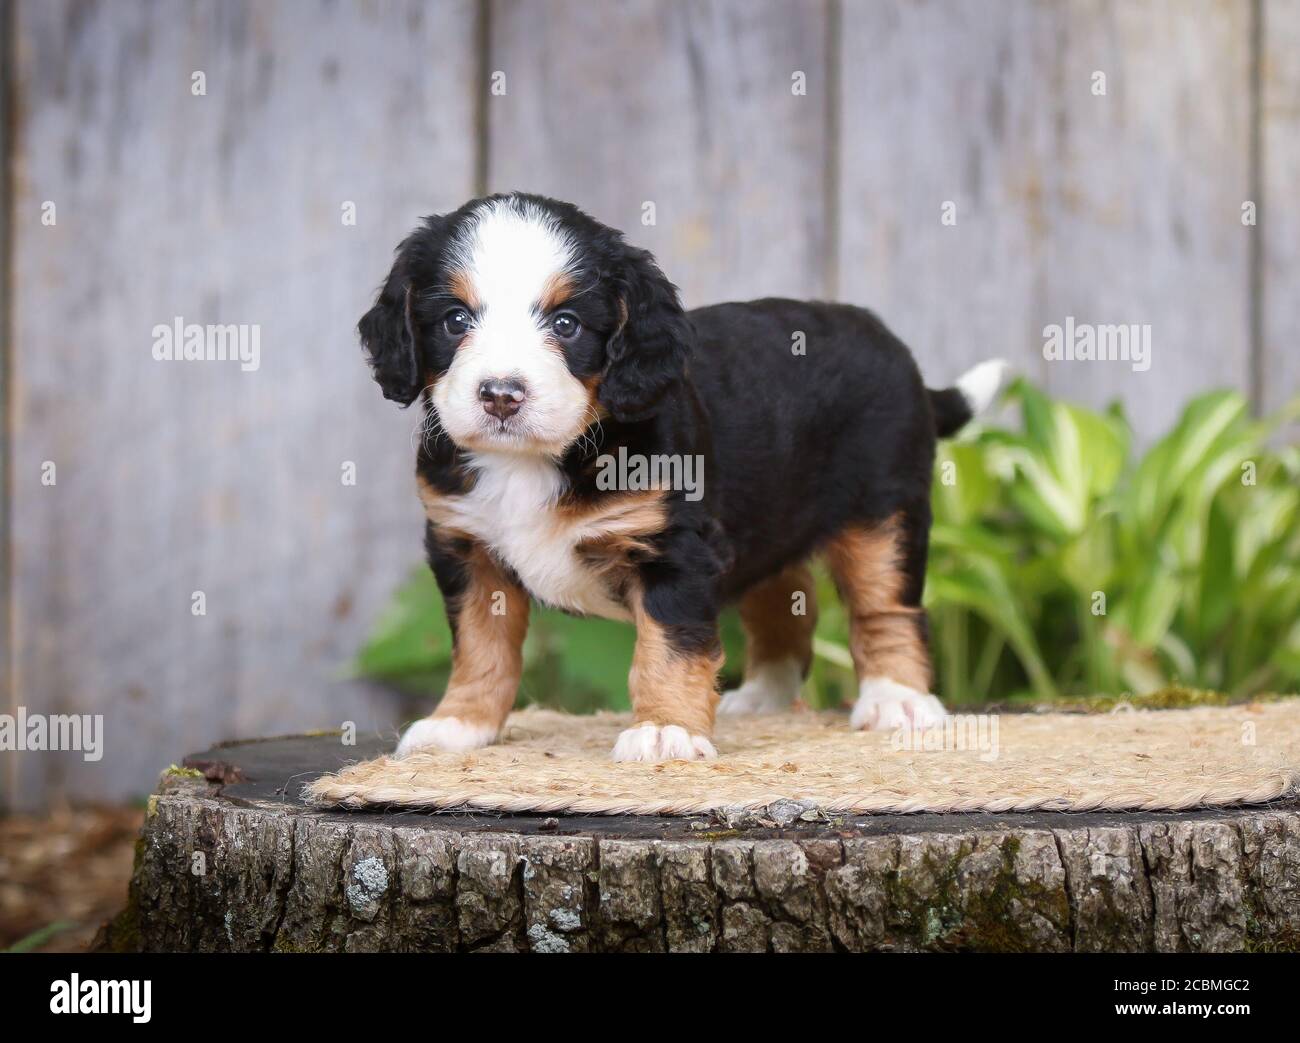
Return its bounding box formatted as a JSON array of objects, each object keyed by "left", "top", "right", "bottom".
[{"left": 718, "top": 660, "right": 802, "bottom": 715}]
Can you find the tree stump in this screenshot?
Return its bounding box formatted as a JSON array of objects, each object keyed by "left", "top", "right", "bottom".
[{"left": 96, "top": 734, "right": 1300, "bottom": 952}]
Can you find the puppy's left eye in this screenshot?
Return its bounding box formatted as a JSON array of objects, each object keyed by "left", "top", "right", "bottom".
[
  {"left": 444, "top": 308, "right": 472, "bottom": 337},
  {"left": 551, "top": 313, "right": 581, "bottom": 340}
]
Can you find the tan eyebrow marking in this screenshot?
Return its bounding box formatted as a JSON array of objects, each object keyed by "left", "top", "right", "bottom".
[
  {"left": 448, "top": 268, "right": 481, "bottom": 310},
  {"left": 539, "top": 271, "right": 575, "bottom": 313}
]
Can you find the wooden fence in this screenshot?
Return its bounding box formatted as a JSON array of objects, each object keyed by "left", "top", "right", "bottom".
[{"left": 3, "top": 0, "right": 1297, "bottom": 806}]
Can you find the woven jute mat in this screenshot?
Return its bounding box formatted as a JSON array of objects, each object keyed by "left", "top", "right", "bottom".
[{"left": 305, "top": 701, "right": 1300, "bottom": 816}]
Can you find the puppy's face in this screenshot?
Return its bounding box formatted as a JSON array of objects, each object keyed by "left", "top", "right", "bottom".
[
  {"left": 429, "top": 200, "right": 605, "bottom": 454},
  {"left": 359, "top": 194, "right": 693, "bottom": 455}
]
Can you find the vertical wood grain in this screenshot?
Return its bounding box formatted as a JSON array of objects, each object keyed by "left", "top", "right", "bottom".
[
  {"left": 837, "top": 0, "right": 1253, "bottom": 441},
  {"left": 1, "top": 0, "right": 17, "bottom": 809},
  {"left": 1261, "top": 0, "right": 1300, "bottom": 415},
  {"left": 9, "top": 0, "right": 478, "bottom": 805},
  {"left": 486, "top": 0, "right": 833, "bottom": 307}
]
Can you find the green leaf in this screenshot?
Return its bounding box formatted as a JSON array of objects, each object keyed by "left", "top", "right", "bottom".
[
  {"left": 5, "top": 921, "right": 76, "bottom": 953},
  {"left": 1196, "top": 497, "right": 1237, "bottom": 641},
  {"left": 1112, "top": 564, "right": 1183, "bottom": 649},
  {"left": 994, "top": 383, "right": 1128, "bottom": 538},
  {"left": 932, "top": 442, "right": 997, "bottom": 525},
  {"left": 925, "top": 559, "right": 1059, "bottom": 700}
]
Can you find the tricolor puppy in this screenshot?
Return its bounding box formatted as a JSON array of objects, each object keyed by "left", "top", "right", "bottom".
[{"left": 360, "top": 192, "right": 1006, "bottom": 762}]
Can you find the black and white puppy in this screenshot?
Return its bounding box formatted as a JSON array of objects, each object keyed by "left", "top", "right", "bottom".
[{"left": 360, "top": 192, "right": 1005, "bottom": 762}]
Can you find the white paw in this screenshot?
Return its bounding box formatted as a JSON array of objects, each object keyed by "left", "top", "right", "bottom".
[
  {"left": 718, "top": 659, "right": 803, "bottom": 714},
  {"left": 394, "top": 715, "right": 498, "bottom": 758},
  {"left": 611, "top": 723, "right": 717, "bottom": 763},
  {"left": 851, "top": 677, "right": 947, "bottom": 732}
]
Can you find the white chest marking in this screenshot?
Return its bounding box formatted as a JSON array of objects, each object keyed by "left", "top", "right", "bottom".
[{"left": 441, "top": 455, "right": 631, "bottom": 621}]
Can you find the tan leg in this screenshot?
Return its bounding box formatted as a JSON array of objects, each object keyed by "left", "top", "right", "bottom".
[
  {"left": 395, "top": 545, "right": 530, "bottom": 756},
  {"left": 611, "top": 587, "right": 722, "bottom": 762},
  {"left": 823, "top": 515, "right": 946, "bottom": 731},
  {"left": 719, "top": 562, "right": 818, "bottom": 714}
]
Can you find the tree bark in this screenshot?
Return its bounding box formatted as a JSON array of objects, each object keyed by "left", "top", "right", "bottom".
[{"left": 96, "top": 736, "right": 1300, "bottom": 953}]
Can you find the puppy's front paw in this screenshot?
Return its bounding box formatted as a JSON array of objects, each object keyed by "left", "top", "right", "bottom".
[
  {"left": 718, "top": 660, "right": 802, "bottom": 715},
  {"left": 851, "top": 677, "right": 946, "bottom": 732},
  {"left": 611, "top": 723, "right": 716, "bottom": 763},
  {"left": 394, "top": 715, "right": 498, "bottom": 758}
]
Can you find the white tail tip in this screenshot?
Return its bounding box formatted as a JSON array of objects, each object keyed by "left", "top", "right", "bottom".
[{"left": 956, "top": 358, "right": 1011, "bottom": 417}]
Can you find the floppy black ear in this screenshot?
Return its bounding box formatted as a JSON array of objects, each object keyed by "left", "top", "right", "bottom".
[
  {"left": 598, "top": 246, "right": 693, "bottom": 423},
  {"left": 358, "top": 236, "right": 422, "bottom": 407}
]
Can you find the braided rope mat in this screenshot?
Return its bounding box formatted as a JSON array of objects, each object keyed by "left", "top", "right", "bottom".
[{"left": 306, "top": 701, "right": 1300, "bottom": 816}]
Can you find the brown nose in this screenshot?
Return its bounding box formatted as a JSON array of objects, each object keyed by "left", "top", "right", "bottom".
[{"left": 479, "top": 378, "right": 526, "bottom": 420}]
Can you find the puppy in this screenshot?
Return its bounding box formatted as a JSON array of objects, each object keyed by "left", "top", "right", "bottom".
[{"left": 359, "top": 192, "right": 1006, "bottom": 762}]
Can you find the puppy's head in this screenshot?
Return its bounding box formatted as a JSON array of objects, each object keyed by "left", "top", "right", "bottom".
[{"left": 359, "top": 193, "right": 691, "bottom": 454}]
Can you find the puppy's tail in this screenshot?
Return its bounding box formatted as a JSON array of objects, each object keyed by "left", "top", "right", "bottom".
[{"left": 928, "top": 358, "right": 1010, "bottom": 438}]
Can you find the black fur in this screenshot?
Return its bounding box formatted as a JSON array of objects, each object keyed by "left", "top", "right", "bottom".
[
  {"left": 928, "top": 386, "right": 973, "bottom": 438},
  {"left": 361, "top": 193, "right": 976, "bottom": 659},
  {"left": 599, "top": 245, "right": 693, "bottom": 422}
]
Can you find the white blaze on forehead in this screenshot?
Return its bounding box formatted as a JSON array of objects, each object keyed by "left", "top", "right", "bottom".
[{"left": 453, "top": 199, "right": 578, "bottom": 309}]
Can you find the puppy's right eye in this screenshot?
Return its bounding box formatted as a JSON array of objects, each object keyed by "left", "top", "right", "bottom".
[{"left": 444, "top": 308, "right": 472, "bottom": 337}]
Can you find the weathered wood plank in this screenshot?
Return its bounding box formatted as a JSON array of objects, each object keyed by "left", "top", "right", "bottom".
[
  {"left": 1, "top": 0, "right": 17, "bottom": 810},
  {"left": 837, "top": 0, "right": 1253, "bottom": 440},
  {"left": 1261, "top": 0, "right": 1300, "bottom": 416},
  {"left": 9, "top": 0, "right": 478, "bottom": 806},
  {"left": 487, "top": 0, "right": 833, "bottom": 307}
]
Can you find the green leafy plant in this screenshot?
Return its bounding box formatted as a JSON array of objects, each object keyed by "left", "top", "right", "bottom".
[
  {"left": 352, "top": 383, "right": 1300, "bottom": 710},
  {"left": 921, "top": 381, "right": 1300, "bottom": 703}
]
